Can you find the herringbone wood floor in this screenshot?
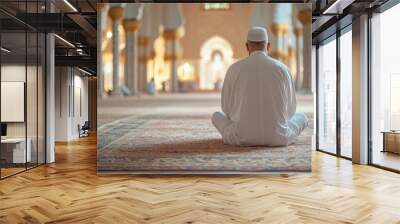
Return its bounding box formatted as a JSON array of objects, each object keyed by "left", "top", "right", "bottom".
[{"left": 1, "top": 135, "right": 400, "bottom": 224}]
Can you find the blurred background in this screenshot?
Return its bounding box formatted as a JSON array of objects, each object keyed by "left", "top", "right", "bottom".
[{"left": 98, "top": 3, "right": 311, "bottom": 96}]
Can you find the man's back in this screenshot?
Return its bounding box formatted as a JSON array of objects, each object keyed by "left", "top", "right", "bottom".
[{"left": 221, "top": 51, "right": 296, "bottom": 146}]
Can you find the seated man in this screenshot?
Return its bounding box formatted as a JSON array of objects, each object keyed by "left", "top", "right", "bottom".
[{"left": 212, "top": 27, "right": 308, "bottom": 146}]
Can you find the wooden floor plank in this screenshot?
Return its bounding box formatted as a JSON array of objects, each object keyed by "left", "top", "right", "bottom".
[{"left": 0, "top": 135, "right": 399, "bottom": 223}]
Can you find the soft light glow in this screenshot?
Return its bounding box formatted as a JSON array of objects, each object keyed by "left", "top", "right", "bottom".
[
  {"left": 178, "top": 63, "right": 195, "bottom": 82},
  {"left": 199, "top": 36, "right": 234, "bottom": 90},
  {"left": 322, "top": 0, "right": 342, "bottom": 14},
  {"left": 104, "top": 63, "right": 112, "bottom": 74},
  {"left": 77, "top": 67, "right": 92, "bottom": 76},
  {"left": 152, "top": 37, "right": 168, "bottom": 91},
  {"left": 204, "top": 3, "right": 230, "bottom": 10},
  {"left": 103, "top": 62, "right": 113, "bottom": 91},
  {"left": 63, "top": 0, "right": 78, "bottom": 12},
  {"left": 74, "top": 74, "right": 82, "bottom": 87},
  {"left": 106, "top": 31, "right": 112, "bottom": 39},
  {"left": 183, "top": 63, "right": 192, "bottom": 74},
  {"left": 54, "top": 34, "right": 75, "bottom": 48},
  {"left": 212, "top": 53, "right": 223, "bottom": 70},
  {"left": 1, "top": 47, "right": 11, "bottom": 53}
]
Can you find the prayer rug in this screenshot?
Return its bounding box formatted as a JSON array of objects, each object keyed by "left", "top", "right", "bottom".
[{"left": 98, "top": 109, "right": 312, "bottom": 174}]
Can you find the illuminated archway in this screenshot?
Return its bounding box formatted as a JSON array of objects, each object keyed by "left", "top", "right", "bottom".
[{"left": 199, "top": 36, "right": 234, "bottom": 90}]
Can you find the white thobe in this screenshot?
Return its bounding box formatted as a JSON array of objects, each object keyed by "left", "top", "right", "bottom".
[{"left": 212, "top": 51, "right": 308, "bottom": 146}]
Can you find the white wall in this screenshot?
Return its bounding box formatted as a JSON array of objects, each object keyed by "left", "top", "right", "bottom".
[
  {"left": 55, "top": 67, "right": 69, "bottom": 141},
  {"left": 1, "top": 65, "right": 35, "bottom": 138},
  {"left": 1, "top": 65, "right": 26, "bottom": 135},
  {"left": 1, "top": 64, "right": 46, "bottom": 164},
  {"left": 55, "top": 67, "right": 89, "bottom": 141}
]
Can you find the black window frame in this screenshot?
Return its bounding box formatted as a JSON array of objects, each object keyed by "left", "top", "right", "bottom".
[
  {"left": 314, "top": 20, "right": 353, "bottom": 161},
  {"left": 367, "top": 0, "right": 400, "bottom": 173},
  {"left": 0, "top": 0, "right": 47, "bottom": 180}
]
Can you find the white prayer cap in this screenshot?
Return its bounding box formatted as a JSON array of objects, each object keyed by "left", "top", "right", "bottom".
[{"left": 247, "top": 27, "right": 268, "bottom": 43}]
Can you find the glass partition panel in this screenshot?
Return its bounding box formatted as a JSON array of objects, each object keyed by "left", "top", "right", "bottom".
[
  {"left": 38, "top": 32, "right": 45, "bottom": 165},
  {"left": 0, "top": 0, "right": 46, "bottom": 179},
  {"left": 371, "top": 3, "right": 400, "bottom": 171},
  {"left": 1, "top": 31, "right": 27, "bottom": 177},
  {"left": 340, "top": 29, "right": 352, "bottom": 158},
  {"left": 27, "top": 30, "right": 38, "bottom": 169},
  {"left": 317, "top": 37, "right": 337, "bottom": 154}
]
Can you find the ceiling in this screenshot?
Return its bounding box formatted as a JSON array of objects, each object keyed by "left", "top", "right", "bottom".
[
  {"left": 311, "top": 0, "right": 390, "bottom": 43},
  {"left": 1, "top": 0, "right": 397, "bottom": 74},
  {"left": 0, "top": 0, "right": 97, "bottom": 75}
]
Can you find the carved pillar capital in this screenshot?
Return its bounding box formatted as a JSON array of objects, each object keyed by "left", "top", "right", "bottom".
[
  {"left": 294, "top": 27, "right": 303, "bottom": 37},
  {"left": 123, "top": 19, "right": 141, "bottom": 33},
  {"left": 97, "top": 3, "right": 107, "bottom": 12},
  {"left": 270, "top": 23, "right": 289, "bottom": 36},
  {"left": 164, "top": 53, "right": 181, "bottom": 61},
  {"left": 162, "top": 27, "right": 184, "bottom": 40},
  {"left": 108, "top": 6, "right": 124, "bottom": 22},
  {"left": 297, "top": 9, "right": 312, "bottom": 25}
]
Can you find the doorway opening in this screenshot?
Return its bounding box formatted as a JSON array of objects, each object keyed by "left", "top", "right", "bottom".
[{"left": 199, "top": 36, "right": 234, "bottom": 90}]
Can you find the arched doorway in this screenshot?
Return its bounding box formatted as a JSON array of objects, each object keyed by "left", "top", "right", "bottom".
[{"left": 199, "top": 36, "right": 234, "bottom": 90}]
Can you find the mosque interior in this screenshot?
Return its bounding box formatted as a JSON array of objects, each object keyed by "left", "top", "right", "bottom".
[{"left": 98, "top": 3, "right": 312, "bottom": 96}]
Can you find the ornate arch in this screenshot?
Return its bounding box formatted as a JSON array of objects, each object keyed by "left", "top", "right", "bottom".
[
  {"left": 199, "top": 36, "right": 234, "bottom": 90},
  {"left": 200, "top": 36, "right": 233, "bottom": 61}
]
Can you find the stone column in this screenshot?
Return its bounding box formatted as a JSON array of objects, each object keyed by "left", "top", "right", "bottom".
[
  {"left": 250, "top": 3, "right": 268, "bottom": 29},
  {"left": 163, "top": 29, "right": 183, "bottom": 93},
  {"left": 46, "top": 0, "right": 55, "bottom": 163},
  {"left": 294, "top": 26, "right": 303, "bottom": 90},
  {"left": 162, "top": 3, "right": 184, "bottom": 93},
  {"left": 97, "top": 4, "right": 107, "bottom": 98},
  {"left": 108, "top": 5, "right": 124, "bottom": 95},
  {"left": 123, "top": 19, "right": 141, "bottom": 95},
  {"left": 293, "top": 5, "right": 304, "bottom": 90},
  {"left": 146, "top": 4, "right": 162, "bottom": 92},
  {"left": 287, "top": 44, "right": 296, "bottom": 75},
  {"left": 138, "top": 4, "right": 152, "bottom": 93},
  {"left": 269, "top": 5, "right": 292, "bottom": 65},
  {"left": 270, "top": 23, "right": 290, "bottom": 63},
  {"left": 138, "top": 36, "right": 150, "bottom": 92},
  {"left": 123, "top": 3, "right": 143, "bottom": 95},
  {"left": 297, "top": 8, "right": 312, "bottom": 92}
]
